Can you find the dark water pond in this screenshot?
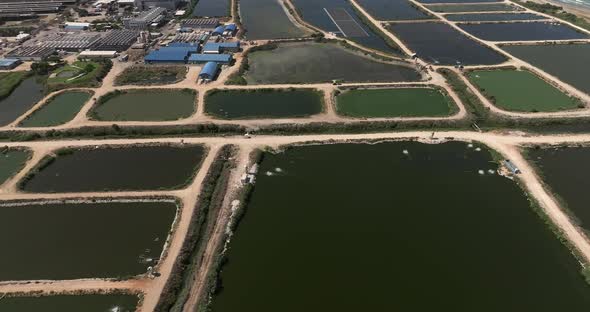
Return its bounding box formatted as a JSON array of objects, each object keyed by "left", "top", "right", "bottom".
[
  {"left": 205, "top": 89, "right": 323, "bottom": 119},
  {"left": 419, "top": 0, "right": 500, "bottom": 3},
  {"left": 386, "top": 22, "right": 507, "bottom": 65},
  {"left": 245, "top": 42, "right": 421, "bottom": 84},
  {"left": 0, "top": 149, "right": 30, "bottom": 186},
  {"left": 19, "top": 91, "right": 91, "bottom": 127},
  {"left": 528, "top": 146, "right": 590, "bottom": 234},
  {"left": 501, "top": 43, "right": 590, "bottom": 94},
  {"left": 459, "top": 22, "right": 590, "bottom": 41},
  {"left": 0, "top": 200, "right": 176, "bottom": 280},
  {"left": 446, "top": 12, "right": 546, "bottom": 21},
  {"left": 22, "top": 145, "right": 205, "bottom": 192},
  {"left": 0, "top": 295, "right": 138, "bottom": 312},
  {"left": 427, "top": 3, "right": 521, "bottom": 12},
  {"left": 192, "top": 0, "right": 229, "bottom": 17},
  {"left": 0, "top": 76, "right": 45, "bottom": 126},
  {"left": 356, "top": 0, "right": 433, "bottom": 20},
  {"left": 240, "top": 0, "right": 308, "bottom": 39},
  {"left": 291, "top": 0, "right": 404, "bottom": 55},
  {"left": 209, "top": 141, "right": 590, "bottom": 312}
]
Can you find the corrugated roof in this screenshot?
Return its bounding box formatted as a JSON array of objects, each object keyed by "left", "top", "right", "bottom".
[
  {"left": 188, "top": 54, "right": 232, "bottom": 63},
  {"left": 224, "top": 23, "right": 237, "bottom": 31},
  {"left": 0, "top": 58, "right": 20, "bottom": 66},
  {"left": 199, "top": 61, "right": 219, "bottom": 77},
  {"left": 213, "top": 26, "right": 225, "bottom": 34},
  {"left": 145, "top": 46, "right": 198, "bottom": 62},
  {"left": 203, "top": 41, "right": 240, "bottom": 52}
]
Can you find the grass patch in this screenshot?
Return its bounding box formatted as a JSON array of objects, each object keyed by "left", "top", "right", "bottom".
[
  {"left": 89, "top": 89, "right": 196, "bottom": 121},
  {"left": 47, "top": 60, "right": 112, "bottom": 91},
  {"left": 437, "top": 68, "right": 488, "bottom": 122},
  {"left": 0, "top": 71, "right": 29, "bottom": 100},
  {"left": 114, "top": 66, "right": 188, "bottom": 86},
  {"left": 467, "top": 69, "right": 581, "bottom": 112},
  {"left": 335, "top": 87, "right": 457, "bottom": 118}
]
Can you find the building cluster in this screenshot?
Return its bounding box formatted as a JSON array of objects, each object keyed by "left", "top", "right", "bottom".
[
  {"left": 0, "top": 0, "right": 76, "bottom": 19},
  {"left": 123, "top": 6, "right": 166, "bottom": 29}
]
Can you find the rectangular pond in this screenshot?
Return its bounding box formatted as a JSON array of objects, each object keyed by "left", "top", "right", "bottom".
[
  {"left": 418, "top": 0, "right": 500, "bottom": 2},
  {"left": 0, "top": 294, "right": 138, "bottom": 312},
  {"left": 19, "top": 91, "right": 91, "bottom": 127},
  {"left": 501, "top": 43, "right": 590, "bottom": 95},
  {"left": 386, "top": 22, "right": 507, "bottom": 65},
  {"left": 21, "top": 144, "right": 206, "bottom": 193},
  {"left": 355, "top": 0, "right": 433, "bottom": 20},
  {"left": 240, "top": 0, "right": 309, "bottom": 39},
  {"left": 445, "top": 12, "right": 546, "bottom": 21},
  {"left": 527, "top": 146, "right": 590, "bottom": 235},
  {"left": 0, "top": 200, "right": 176, "bottom": 280},
  {"left": 208, "top": 141, "right": 590, "bottom": 311},
  {"left": 467, "top": 69, "right": 579, "bottom": 112},
  {"left": 291, "top": 0, "right": 404, "bottom": 55},
  {"left": 192, "top": 0, "right": 230, "bottom": 17},
  {"left": 426, "top": 3, "right": 521, "bottom": 12},
  {"left": 0, "top": 148, "right": 30, "bottom": 185},
  {"left": 459, "top": 22, "right": 590, "bottom": 41},
  {"left": 205, "top": 89, "right": 323, "bottom": 119},
  {"left": 0, "top": 76, "right": 45, "bottom": 126},
  {"left": 244, "top": 42, "right": 421, "bottom": 84},
  {"left": 89, "top": 89, "right": 196, "bottom": 121},
  {"left": 335, "top": 87, "right": 456, "bottom": 117}
]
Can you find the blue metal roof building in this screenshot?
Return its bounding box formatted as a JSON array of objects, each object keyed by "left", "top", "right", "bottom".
[
  {"left": 224, "top": 23, "right": 237, "bottom": 35},
  {"left": 212, "top": 26, "right": 225, "bottom": 35},
  {"left": 188, "top": 53, "right": 232, "bottom": 64},
  {"left": 144, "top": 46, "right": 199, "bottom": 64},
  {"left": 168, "top": 42, "right": 200, "bottom": 49},
  {"left": 198, "top": 61, "right": 219, "bottom": 80},
  {"left": 0, "top": 58, "right": 21, "bottom": 70},
  {"left": 202, "top": 41, "right": 240, "bottom": 54}
]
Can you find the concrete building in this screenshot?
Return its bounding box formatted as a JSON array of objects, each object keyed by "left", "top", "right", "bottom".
[
  {"left": 134, "top": 0, "right": 179, "bottom": 10},
  {"left": 78, "top": 50, "right": 118, "bottom": 59},
  {"left": 123, "top": 7, "right": 166, "bottom": 29},
  {"left": 198, "top": 61, "right": 218, "bottom": 81},
  {"left": 0, "top": 58, "right": 21, "bottom": 70},
  {"left": 188, "top": 53, "right": 232, "bottom": 64}
]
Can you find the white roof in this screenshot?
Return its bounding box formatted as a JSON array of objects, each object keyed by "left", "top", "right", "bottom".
[
  {"left": 175, "top": 10, "right": 186, "bottom": 16},
  {"left": 65, "top": 22, "right": 91, "bottom": 27},
  {"left": 118, "top": 0, "right": 135, "bottom": 3},
  {"left": 79, "top": 50, "right": 117, "bottom": 56}
]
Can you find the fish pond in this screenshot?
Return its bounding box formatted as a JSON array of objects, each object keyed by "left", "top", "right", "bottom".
[
  {"left": 467, "top": 69, "right": 580, "bottom": 112},
  {"left": 335, "top": 87, "right": 456, "bottom": 117},
  {"left": 19, "top": 91, "right": 91, "bottom": 127},
  {"left": 459, "top": 22, "right": 589, "bottom": 41},
  {"left": 356, "top": 0, "right": 433, "bottom": 20},
  {"left": 527, "top": 146, "right": 590, "bottom": 235},
  {"left": 21, "top": 144, "right": 205, "bottom": 193},
  {"left": 0, "top": 200, "right": 176, "bottom": 280},
  {"left": 0, "top": 76, "right": 45, "bottom": 126},
  {"left": 291, "top": 0, "right": 404, "bottom": 55},
  {"left": 205, "top": 89, "right": 323, "bottom": 119},
  {"left": 0, "top": 294, "right": 138, "bottom": 312},
  {"left": 502, "top": 43, "right": 590, "bottom": 95},
  {"left": 386, "top": 22, "right": 507, "bottom": 65},
  {"left": 0, "top": 148, "right": 30, "bottom": 186},
  {"left": 445, "top": 12, "right": 546, "bottom": 21},
  {"left": 244, "top": 42, "right": 421, "bottom": 84},
  {"left": 192, "top": 0, "right": 229, "bottom": 17},
  {"left": 426, "top": 3, "right": 521, "bottom": 12},
  {"left": 209, "top": 142, "right": 590, "bottom": 311},
  {"left": 240, "top": 0, "right": 309, "bottom": 39},
  {"left": 89, "top": 89, "right": 196, "bottom": 121}
]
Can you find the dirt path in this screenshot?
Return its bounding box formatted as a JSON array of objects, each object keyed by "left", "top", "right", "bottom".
[
  {"left": 181, "top": 147, "right": 251, "bottom": 312},
  {"left": 0, "top": 279, "right": 147, "bottom": 294}
]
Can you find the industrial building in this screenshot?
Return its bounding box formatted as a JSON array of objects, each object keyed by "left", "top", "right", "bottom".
[
  {"left": 212, "top": 26, "right": 225, "bottom": 36},
  {"left": 78, "top": 50, "right": 118, "bottom": 60},
  {"left": 93, "top": 30, "right": 140, "bottom": 51},
  {"left": 63, "top": 22, "right": 90, "bottom": 31},
  {"left": 5, "top": 46, "right": 55, "bottom": 61},
  {"left": 181, "top": 18, "right": 219, "bottom": 30},
  {"left": 0, "top": 58, "right": 21, "bottom": 70},
  {"left": 223, "top": 23, "right": 237, "bottom": 36},
  {"left": 188, "top": 53, "right": 232, "bottom": 64},
  {"left": 36, "top": 32, "right": 102, "bottom": 51},
  {"left": 198, "top": 61, "right": 218, "bottom": 81},
  {"left": 123, "top": 7, "right": 166, "bottom": 29},
  {"left": 144, "top": 45, "right": 199, "bottom": 64},
  {"left": 134, "top": 0, "right": 179, "bottom": 10},
  {"left": 0, "top": 0, "right": 69, "bottom": 19},
  {"left": 202, "top": 41, "right": 240, "bottom": 54}
]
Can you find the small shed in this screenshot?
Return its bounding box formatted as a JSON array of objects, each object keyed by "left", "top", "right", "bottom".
[{"left": 198, "top": 61, "right": 219, "bottom": 81}]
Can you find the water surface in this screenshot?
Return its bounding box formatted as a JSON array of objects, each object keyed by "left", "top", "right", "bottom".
[
  {"left": 445, "top": 12, "right": 546, "bottom": 21},
  {"left": 192, "top": 0, "right": 229, "bottom": 17},
  {"left": 0, "top": 76, "right": 45, "bottom": 126},
  {"left": 20, "top": 91, "right": 91, "bottom": 127},
  {"left": 240, "top": 0, "right": 308, "bottom": 39},
  {"left": 356, "top": 0, "right": 433, "bottom": 20},
  {"left": 0, "top": 295, "right": 138, "bottom": 312},
  {"left": 210, "top": 142, "right": 590, "bottom": 311},
  {"left": 459, "top": 22, "right": 589, "bottom": 41}
]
